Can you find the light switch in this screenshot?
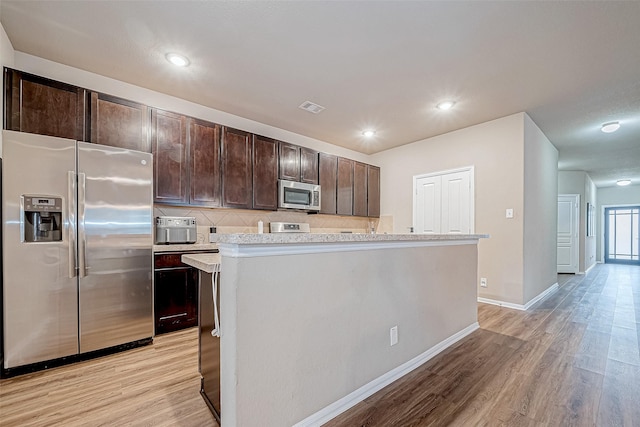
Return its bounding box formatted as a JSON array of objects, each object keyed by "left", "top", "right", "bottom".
[{"left": 506, "top": 208, "right": 514, "bottom": 219}]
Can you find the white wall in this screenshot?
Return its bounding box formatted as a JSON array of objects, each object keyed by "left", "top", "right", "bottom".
[
  {"left": 596, "top": 185, "right": 640, "bottom": 262},
  {"left": 371, "top": 113, "right": 526, "bottom": 304},
  {"left": 12, "top": 52, "right": 370, "bottom": 164},
  {"left": 523, "top": 114, "right": 558, "bottom": 303},
  {"left": 558, "top": 171, "right": 597, "bottom": 272}
]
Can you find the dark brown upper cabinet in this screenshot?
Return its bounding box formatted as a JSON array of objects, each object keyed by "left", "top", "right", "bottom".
[
  {"left": 336, "top": 157, "right": 354, "bottom": 216},
  {"left": 252, "top": 135, "right": 278, "bottom": 210},
  {"left": 151, "top": 109, "right": 189, "bottom": 205},
  {"left": 300, "top": 147, "right": 319, "bottom": 184},
  {"left": 278, "top": 141, "right": 300, "bottom": 182},
  {"left": 367, "top": 165, "right": 381, "bottom": 218},
  {"left": 278, "top": 142, "right": 319, "bottom": 184},
  {"left": 189, "top": 119, "right": 222, "bottom": 207},
  {"left": 4, "top": 68, "right": 85, "bottom": 141},
  {"left": 319, "top": 153, "right": 338, "bottom": 215},
  {"left": 222, "top": 127, "right": 253, "bottom": 209},
  {"left": 353, "top": 161, "right": 368, "bottom": 217},
  {"left": 89, "top": 92, "right": 150, "bottom": 152}
]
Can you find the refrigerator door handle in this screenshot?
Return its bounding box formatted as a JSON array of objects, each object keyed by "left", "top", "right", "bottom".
[
  {"left": 78, "top": 172, "right": 88, "bottom": 278},
  {"left": 68, "top": 171, "right": 77, "bottom": 278}
]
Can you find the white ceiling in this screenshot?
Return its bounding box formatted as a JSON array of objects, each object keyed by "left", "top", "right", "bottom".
[{"left": 2, "top": 1, "right": 640, "bottom": 187}]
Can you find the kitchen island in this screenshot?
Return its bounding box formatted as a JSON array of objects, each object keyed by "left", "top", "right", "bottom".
[{"left": 182, "top": 233, "right": 487, "bottom": 427}]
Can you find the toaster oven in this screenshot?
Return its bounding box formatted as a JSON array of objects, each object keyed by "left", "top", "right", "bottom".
[{"left": 155, "top": 216, "right": 197, "bottom": 244}]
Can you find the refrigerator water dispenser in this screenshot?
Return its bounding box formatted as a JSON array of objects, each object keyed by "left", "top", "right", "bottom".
[{"left": 22, "top": 195, "right": 63, "bottom": 242}]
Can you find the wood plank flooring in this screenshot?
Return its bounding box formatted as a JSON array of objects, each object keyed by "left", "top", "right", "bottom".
[
  {"left": 326, "top": 264, "right": 640, "bottom": 427},
  {"left": 0, "top": 328, "right": 217, "bottom": 427},
  {"left": 1, "top": 263, "right": 639, "bottom": 426}
]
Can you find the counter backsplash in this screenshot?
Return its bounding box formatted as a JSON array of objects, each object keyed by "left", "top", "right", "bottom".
[{"left": 154, "top": 205, "right": 393, "bottom": 243}]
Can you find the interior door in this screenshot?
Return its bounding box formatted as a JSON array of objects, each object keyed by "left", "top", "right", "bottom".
[
  {"left": 415, "top": 175, "right": 441, "bottom": 234},
  {"left": 77, "top": 142, "right": 153, "bottom": 353},
  {"left": 604, "top": 206, "right": 640, "bottom": 265},
  {"left": 557, "top": 194, "right": 579, "bottom": 273},
  {"left": 441, "top": 171, "right": 471, "bottom": 234},
  {"left": 414, "top": 168, "right": 472, "bottom": 234}
]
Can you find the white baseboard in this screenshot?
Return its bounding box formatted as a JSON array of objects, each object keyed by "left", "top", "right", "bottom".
[
  {"left": 478, "top": 282, "right": 559, "bottom": 311},
  {"left": 584, "top": 263, "right": 596, "bottom": 275},
  {"left": 292, "top": 322, "right": 480, "bottom": 427}
]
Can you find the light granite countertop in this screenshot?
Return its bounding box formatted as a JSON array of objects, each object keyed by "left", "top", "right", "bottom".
[
  {"left": 214, "top": 233, "right": 488, "bottom": 245},
  {"left": 153, "top": 243, "right": 218, "bottom": 253},
  {"left": 181, "top": 253, "right": 221, "bottom": 273}
]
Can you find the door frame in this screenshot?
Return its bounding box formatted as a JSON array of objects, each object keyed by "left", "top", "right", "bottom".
[
  {"left": 412, "top": 166, "right": 475, "bottom": 234},
  {"left": 557, "top": 194, "right": 580, "bottom": 274},
  {"left": 602, "top": 204, "right": 640, "bottom": 265}
]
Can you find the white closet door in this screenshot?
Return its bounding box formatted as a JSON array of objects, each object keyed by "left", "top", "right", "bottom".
[
  {"left": 414, "top": 168, "right": 473, "bottom": 235},
  {"left": 415, "top": 175, "right": 441, "bottom": 234},
  {"left": 441, "top": 171, "right": 471, "bottom": 234}
]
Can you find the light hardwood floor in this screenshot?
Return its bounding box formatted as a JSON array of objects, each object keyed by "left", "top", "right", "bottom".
[
  {"left": 1, "top": 263, "right": 639, "bottom": 426},
  {"left": 326, "top": 263, "right": 640, "bottom": 426},
  {"left": 0, "top": 328, "right": 217, "bottom": 427}
]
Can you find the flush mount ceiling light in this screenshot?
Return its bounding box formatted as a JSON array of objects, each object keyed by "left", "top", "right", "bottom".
[
  {"left": 617, "top": 179, "right": 632, "bottom": 186},
  {"left": 436, "top": 101, "right": 456, "bottom": 111},
  {"left": 362, "top": 130, "right": 376, "bottom": 138},
  {"left": 601, "top": 121, "right": 620, "bottom": 133},
  {"left": 165, "top": 52, "right": 190, "bottom": 67}
]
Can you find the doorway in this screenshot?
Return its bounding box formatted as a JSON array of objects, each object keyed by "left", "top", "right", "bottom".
[{"left": 604, "top": 206, "right": 640, "bottom": 265}]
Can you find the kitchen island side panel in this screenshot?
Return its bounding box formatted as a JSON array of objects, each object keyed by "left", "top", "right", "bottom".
[{"left": 220, "top": 243, "right": 478, "bottom": 426}]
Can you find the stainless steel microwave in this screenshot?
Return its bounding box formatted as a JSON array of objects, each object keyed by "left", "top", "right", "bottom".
[{"left": 278, "top": 180, "right": 321, "bottom": 211}]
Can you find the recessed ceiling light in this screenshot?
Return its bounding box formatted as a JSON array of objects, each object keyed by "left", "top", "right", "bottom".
[
  {"left": 601, "top": 121, "right": 620, "bottom": 133},
  {"left": 617, "top": 179, "right": 632, "bottom": 186},
  {"left": 165, "top": 52, "right": 190, "bottom": 67},
  {"left": 362, "top": 130, "right": 376, "bottom": 138},
  {"left": 436, "top": 101, "right": 456, "bottom": 110}
]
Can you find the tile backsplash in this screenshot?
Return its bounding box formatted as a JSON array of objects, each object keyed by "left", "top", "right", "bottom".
[{"left": 154, "top": 205, "right": 393, "bottom": 243}]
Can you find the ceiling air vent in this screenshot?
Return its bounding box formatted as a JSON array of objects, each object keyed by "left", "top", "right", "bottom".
[{"left": 298, "top": 101, "right": 325, "bottom": 114}]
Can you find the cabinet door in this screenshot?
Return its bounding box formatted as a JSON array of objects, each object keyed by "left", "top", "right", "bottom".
[
  {"left": 152, "top": 109, "right": 189, "bottom": 204},
  {"left": 337, "top": 157, "right": 354, "bottom": 216},
  {"left": 154, "top": 267, "right": 199, "bottom": 335},
  {"left": 253, "top": 135, "right": 278, "bottom": 210},
  {"left": 89, "top": 92, "right": 150, "bottom": 152},
  {"left": 190, "top": 119, "right": 222, "bottom": 207},
  {"left": 279, "top": 141, "right": 300, "bottom": 181},
  {"left": 319, "top": 153, "right": 337, "bottom": 215},
  {"left": 353, "top": 162, "right": 368, "bottom": 217},
  {"left": 222, "top": 127, "right": 253, "bottom": 208},
  {"left": 367, "top": 165, "right": 381, "bottom": 218},
  {"left": 300, "top": 147, "right": 319, "bottom": 184},
  {"left": 4, "top": 68, "right": 85, "bottom": 140}
]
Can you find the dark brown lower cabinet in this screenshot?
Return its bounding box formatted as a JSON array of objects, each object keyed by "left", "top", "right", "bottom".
[{"left": 154, "top": 252, "right": 202, "bottom": 335}]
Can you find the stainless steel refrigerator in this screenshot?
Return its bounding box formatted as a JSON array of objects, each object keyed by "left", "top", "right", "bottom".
[{"left": 1, "top": 130, "right": 153, "bottom": 372}]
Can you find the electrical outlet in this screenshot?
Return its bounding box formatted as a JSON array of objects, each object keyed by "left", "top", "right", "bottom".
[
  {"left": 390, "top": 326, "right": 398, "bottom": 346},
  {"left": 480, "top": 278, "right": 487, "bottom": 288},
  {"left": 506, "top": 208, "right": 514, "bottom": 219}
]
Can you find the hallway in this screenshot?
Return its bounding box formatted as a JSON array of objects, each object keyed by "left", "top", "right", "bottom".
[{"left": 326, "top": 264, "right": 640, "bottom": 426}]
